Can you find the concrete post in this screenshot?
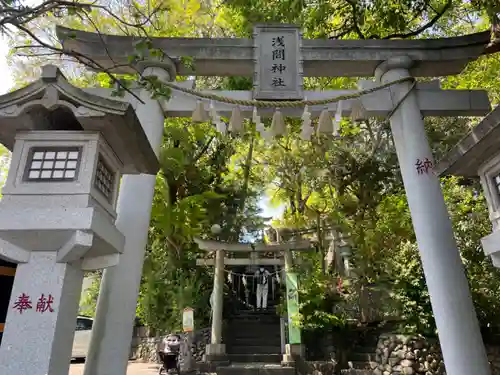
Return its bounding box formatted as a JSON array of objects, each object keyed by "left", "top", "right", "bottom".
[
  {"left": 205, "top": 249, "right": 226, "bottom": 360},
  {"left": 0, "top": 253, "right": 83, "bottom": 375},
  {"left": 83, "top": 67, "right": 170, "bottom": 375},
  {"left": 376, "top": 56, "right": 491, "bottom": 375}
]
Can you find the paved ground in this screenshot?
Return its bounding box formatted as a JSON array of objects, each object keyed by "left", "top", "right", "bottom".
[{"left": 69, "top": 361, "right": 160, "bottom": 375}]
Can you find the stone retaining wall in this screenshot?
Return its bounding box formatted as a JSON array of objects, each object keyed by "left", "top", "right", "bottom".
[
  {"left": 374, "top": 334, "right": 444, "bottom": 375},
  {"left": 297, "top": 359, "right": 337, "bottom": 375},
  {"left": 373, "top": 333, "right": 500, "bottom": 375},
  {"left": 133, "top": 327, "right": 211, "bottom": 369}
]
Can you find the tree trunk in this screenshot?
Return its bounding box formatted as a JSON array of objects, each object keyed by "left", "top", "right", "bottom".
[{"left": 231, "top": 135, "right": 254, "bottom": 241}]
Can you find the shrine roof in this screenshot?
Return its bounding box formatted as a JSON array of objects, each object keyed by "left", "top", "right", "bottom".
[
  {"left": 435, "top": 105, "right": 500, "bottom": 177},
  {"left": 0, "top": 65, "right": 159, "bottom": 174},
  {"left": 56, "top": 26, "right": 489, "bottom": 78},
  {"left": 194, "top": 238, "right": 312, "bottom": 252}
]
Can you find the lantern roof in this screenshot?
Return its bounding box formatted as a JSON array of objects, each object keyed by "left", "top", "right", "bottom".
[
  {"left": 436, "top": 105, "right": 500, "bottom": 177},
  {"left": 0, "top": 65, "right": 159, "bottom": 174}
]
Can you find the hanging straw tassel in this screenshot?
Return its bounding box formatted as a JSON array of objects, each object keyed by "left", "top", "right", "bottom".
[
  {"left": 209, "top": 100, "right": 217, "bottom": 121},
  {"left": 351, "top": 98, "right": 367, "bottom": 122},
  {"left": 300, "top": 117, "right": 314, "bottom": 141},
  {"left": 192, "top": 100, "right": 209, "bottom": 123},
  {"left": 300, "top": 100, "right": 312, "bottom": 140},
  {"left": 332, "top": 100, "right": 344, "bottom": 136},
  {"left": 261, "top": 128, "right": 273, "bottom": 142},
  {"left": 229, "top": 106, "right": 244, "bottom": 135},
  {"left": 301, "top": 101, "right": 311, "bottom": 121},
  {"left": 215, "top": 116, "right": 227, "bottom": 135},
  {"left": 257, "top": 122, "right": 272, "bottom": 142},
  {"left": 256, "top": 122, "right": 266, "bottom": 136},
  {"left": 317, "top": 107, "right": 334, "bottom": 135},
  {"left": 252, "top": 107, "right": 259, "bottom": 123},
  {"left": 270, "top": 108, "right": 286, "bottom": 137}
]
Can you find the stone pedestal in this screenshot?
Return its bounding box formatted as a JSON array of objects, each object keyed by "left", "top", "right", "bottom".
[
  {"left": 181, "top": 331, "right": 195, "bottom": 373},
  {"left": 377, "top": 56, "right": 491, "bottom": 375},
  {"left": 282, "top": 343, "right": 305, "bottom": 365},
  {"left": 0, "top": 253, "right": 83, "bottom": 375},
  {"left": 205, "top": 343, "right": 228, "bottom": 363}
]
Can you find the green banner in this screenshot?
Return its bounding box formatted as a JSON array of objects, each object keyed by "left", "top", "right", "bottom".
[{"left": 285, "top": 272, "right": 301, "bottom": 344}]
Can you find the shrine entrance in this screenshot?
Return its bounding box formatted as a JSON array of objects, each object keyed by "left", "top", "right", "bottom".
[
  {"left": 0, "top": 21, "right": 494, "bottom": 375},
  {"left": 228, "top": 264, "right": 281, "bottom": 311},
  {"left": 194, "top": 236, "right": 311, "bottom": 364}
]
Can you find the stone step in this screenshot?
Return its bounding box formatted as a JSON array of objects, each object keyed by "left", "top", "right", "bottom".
[
  {"left": 227, "top": 345, "right": 282, "bottom": 355},
  {"left": 225, "top": 326, "right": 280, "bottom": 337},
  {"left": 227, "top": 353, "right": 282, "bottom": 363},
  {"left": 342, "top": 361, "right": 375, "bottom": 370},
  {"left": 227, "top": 326, "right": 280, "bottom": 333},
  {"left": 216, "top": 363, "right": 294, "bottom": 375},
  {"left": 232, "top": 309, "right": 278, "bottom": 315},
  {"left": 226, "top": 337, "right": 282, "bottom": 347},
  {"left": 226, "top": 332, "right": 281, "bottom": 341},
  {"left": 229, "top": 315, "right": 280, "bottom": 322},
  {"left": 340, "top": 369, "right": 372, "bottom": 375},
  {"left": 230, "top": 315, "right": 280, "bottom": 322},
  {"left": 227, "top": 320, "right": 280, "bottom": 327},
  {"left": 350, "top": 346, "right": 376, "bottom": 354},
  {"left": 348, "top": 352, "right": 376, "bottom": 362}
]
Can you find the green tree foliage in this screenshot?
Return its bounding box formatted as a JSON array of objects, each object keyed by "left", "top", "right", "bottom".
[{"left": 3, "top": 0, "right": 500, "bottom": 338}]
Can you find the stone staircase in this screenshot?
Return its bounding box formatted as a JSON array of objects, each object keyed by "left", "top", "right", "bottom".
[
  {"left": 339, "top": 327, "right": 380, "bottom": 375},
  {"left": 216, "top": 308, "right": 293, "bottom": 375},
  {"left": 340, "top": 345, "right": 377, "bottom": 374}
]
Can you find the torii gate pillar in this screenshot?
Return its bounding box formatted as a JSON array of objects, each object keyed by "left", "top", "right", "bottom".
[
  {"left": 378, "top": 56, "right": 491, "bottom": 375},
  {"left": 83, "top": 65, "right": 173, "bottom": 375},
  {"left": 205, "top": 248, "right": 226, "bottom": 361}
]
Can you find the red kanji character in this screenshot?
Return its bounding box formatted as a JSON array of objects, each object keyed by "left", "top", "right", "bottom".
[
  {"left": 13, "top": 293, "right": 32, "bottom": 314},
  {"left": 36, "top": 294, "right": 55, "bottom": 313},
  {"left": 416, "top": 157, "right": 434, "bottom": 175}
]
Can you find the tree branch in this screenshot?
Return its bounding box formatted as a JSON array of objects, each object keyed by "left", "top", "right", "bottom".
[
  {"left": 381, "top": 0, "right": 452, "bottom": 40},
  {"left": 344, "top": 0, "right": 365, "bottom": 39}
]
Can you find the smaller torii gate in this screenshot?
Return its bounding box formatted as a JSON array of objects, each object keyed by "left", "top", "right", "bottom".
[{"left": 194, "top": 237, "right": 312, "bottom": 363}]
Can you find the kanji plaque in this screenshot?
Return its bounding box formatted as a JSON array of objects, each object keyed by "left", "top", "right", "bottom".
[{"left": 253, "top": 24, "right": 304, "bottom": 100}]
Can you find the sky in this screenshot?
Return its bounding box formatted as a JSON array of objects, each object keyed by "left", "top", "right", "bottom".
[{"left": 0, "top": 37, "right": 13, "bottom": 95}]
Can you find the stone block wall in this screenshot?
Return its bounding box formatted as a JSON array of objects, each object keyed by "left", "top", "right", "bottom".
[
  {"left": 373, "top": 334, "right": 445, "bottom": 375},
  {"left": 303, "top": 328, "right": 500, "bottom": 375},
  {"left": 297, "top": 359, "right": 337, "bottom": 375},
  {"left": 372, "top": 333, "right": 500, "bottom": 375}
]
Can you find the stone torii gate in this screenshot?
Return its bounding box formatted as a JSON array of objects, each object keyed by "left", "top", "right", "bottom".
[
  {"left": 53, "top": 24, "right": 493, "bottom": 375},
  {"left": 193, "top": 237, "right": 311, "bottom": 363}
]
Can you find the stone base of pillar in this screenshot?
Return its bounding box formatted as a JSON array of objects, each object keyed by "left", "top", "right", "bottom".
[
  {"left": 281, "top": 344, "right": 305, "bottom": 366},
  {"left": 0, "top": 252, "right": 84, "bottom": 375},
  {"left": 204, "top": 343, "right": 228, "bottom": 364}
]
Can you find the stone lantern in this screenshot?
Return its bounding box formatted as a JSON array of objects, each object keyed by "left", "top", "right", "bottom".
[
  {"left": 0, "top": 65, "right": 158, "bottom": 375},
  {"left": 436, "top": 106, "right": 500, "bottom": 267}
]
